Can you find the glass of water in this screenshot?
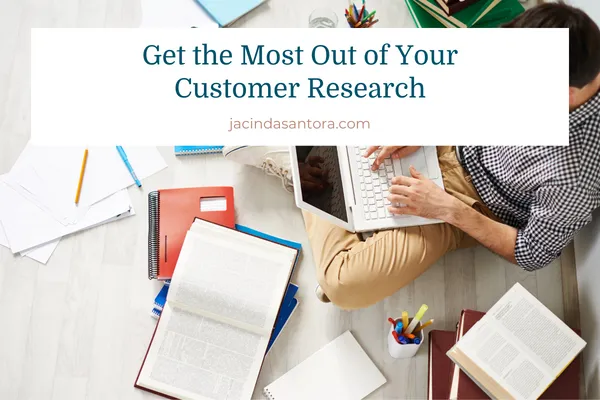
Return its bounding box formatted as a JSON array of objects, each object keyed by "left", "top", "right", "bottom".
[{"left": 309, "top": 8, "right": 338, "bottom": 28}]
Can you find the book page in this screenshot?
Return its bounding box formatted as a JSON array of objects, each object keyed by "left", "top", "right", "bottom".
[
  {"left": 138, "top": 304, "right": 266, "bottom": 400},
  {"left": 167, "top": 222, "right": 297, "bottom": 334},
  {"left": 456, "top": 283, "right": 586, "bottom": 400}
]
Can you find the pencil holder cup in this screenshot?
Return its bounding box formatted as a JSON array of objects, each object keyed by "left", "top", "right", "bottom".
[{"left": 387, "top": 319, "right": 423, "bottom": 359}]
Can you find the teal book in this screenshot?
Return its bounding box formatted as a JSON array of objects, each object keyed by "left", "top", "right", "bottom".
[
  {"left": 174, "top": 146, "right": 224, "bottom": 155},
  {"left": 194, "top": 0, "right": 267, "bottom": 27}
]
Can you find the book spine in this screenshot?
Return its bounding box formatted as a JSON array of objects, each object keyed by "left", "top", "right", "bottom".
[{"left": 148, "top": 191, "right": 160, "bottom": 280}]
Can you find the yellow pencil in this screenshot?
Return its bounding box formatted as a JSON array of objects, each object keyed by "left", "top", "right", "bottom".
[
  {"left": 413, "top": 319, "right": 434, "bottom": 334},
  {"left": 75, "top": 148, "right": 88, "bottom": 205},
  {"left": 401, "top": 311, "right": 409, "bottom": 332}
]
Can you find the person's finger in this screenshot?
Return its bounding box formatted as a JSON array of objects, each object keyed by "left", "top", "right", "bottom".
[
  {"left": 363, "top": 146, "right": 380, "bottom": 158},
  {"left": 409, "top": 165, "right": 424, "bottom": 179},
  {"left": 387, "top": 194, "right": 410, "bottom": 204},
  {"left": 307, "top": 156, "right": 324, "bottom": 166},
  {"left": 391, "top": 146, "right": 420, "bottom": 159},
  {"left": 389, "top": 185, "right": 411, "bottom": 196},
  {"left": 391, "top": 175, "right": 419, "bottom": 186},
  {"left": 372, "top": 146, "right": 395, "bottom": 171},
  {"left": 388, "top": 205, "right": 414, "bottom": 215}
]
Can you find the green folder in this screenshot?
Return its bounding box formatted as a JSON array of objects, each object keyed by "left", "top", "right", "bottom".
[{"left": 413, "top": 0, "right": 501, "bottom": 28}]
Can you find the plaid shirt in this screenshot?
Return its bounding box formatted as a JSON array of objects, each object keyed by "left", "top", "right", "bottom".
[{"left": 458, "top": 92, "right": 600, "bottom": 270}]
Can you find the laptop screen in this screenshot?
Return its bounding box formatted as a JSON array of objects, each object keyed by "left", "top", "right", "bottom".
[{"left": 294, "top": 146, "right": 348, "bottom": 223}]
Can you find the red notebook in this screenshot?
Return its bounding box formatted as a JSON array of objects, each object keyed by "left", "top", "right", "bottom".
[
  {"left": 428, "top": 330, "right": 457, "bottom": 400},
  {"left": 449, "top": 309, "right": 581, "bottom": 400},
  {"left": 147, "top": 187, "right": 235, "bottom": 279}
]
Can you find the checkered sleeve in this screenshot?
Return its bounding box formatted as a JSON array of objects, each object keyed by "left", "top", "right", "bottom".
[{"left": 515, "top": 186, "right": 593, "bottom": 270}]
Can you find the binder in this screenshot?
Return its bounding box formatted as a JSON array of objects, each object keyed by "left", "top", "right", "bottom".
[{"left": 148, "top": 187, "right": 234, "bottom": 280}]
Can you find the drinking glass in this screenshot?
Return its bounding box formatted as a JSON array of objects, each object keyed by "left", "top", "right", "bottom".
[{"left": 308, "top": 8, "right": 338, "bottom": 28}]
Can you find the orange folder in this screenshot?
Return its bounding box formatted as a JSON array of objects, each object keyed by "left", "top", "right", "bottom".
[{"left": 148, "top": 187, "right": 235, "bottom": 280}]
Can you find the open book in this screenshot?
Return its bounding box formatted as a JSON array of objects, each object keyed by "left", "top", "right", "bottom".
[
  {"left": 447, "top": 283, "right": 586, "bottom": 400},
  {"left": 135, "top": 219, "right": 299, "bottom": 400}
]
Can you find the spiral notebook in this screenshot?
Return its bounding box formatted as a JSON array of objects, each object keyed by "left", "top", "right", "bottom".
[
  {"left": 263, "top": 331, "right": 386, "bottom": 400},
  {"left": 148, "top": 187, "right": 235, "bottom": 280},
  {"left": 174, "top": 146, "right": 224, "bottom": 155}
]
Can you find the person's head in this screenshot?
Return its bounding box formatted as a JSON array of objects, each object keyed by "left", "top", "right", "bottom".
[{"left": 504, "top": 2, "right": 600, "bottom": 110}]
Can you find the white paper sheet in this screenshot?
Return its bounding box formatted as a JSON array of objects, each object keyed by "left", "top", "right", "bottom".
[
  {"left": 0, "top": 175, "right": 134, "bottom": 253},
  {"left": 0, "top": 221, "right": 59, "bottom": 264},
  {"left": 140, "top": 0, "right": 219, "bottom": 28},
  {"left": 7, "top": 145, "right": 166, "bottom": 223}
]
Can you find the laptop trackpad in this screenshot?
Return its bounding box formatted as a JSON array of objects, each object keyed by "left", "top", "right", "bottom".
[
  {"left": 401, "top": 149, "right": 429, "bottom": 178},
  {"left": 399, "top": 147, "right": 439, "bottom": 180}
]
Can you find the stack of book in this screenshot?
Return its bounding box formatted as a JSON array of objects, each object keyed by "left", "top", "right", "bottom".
[
  {"left": 406, "top": 0, "right": 525, "bottom": 28},
  {"left": 428, "top": 284, "right": 584, "bottom": 400},
  {"left": 139, "top": 187, "right": 302, "bottom": 399}
]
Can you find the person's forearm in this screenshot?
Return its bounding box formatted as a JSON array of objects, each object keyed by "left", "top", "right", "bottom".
[{"left": 443, "top": 198, "right": 518, "bottom": 264}]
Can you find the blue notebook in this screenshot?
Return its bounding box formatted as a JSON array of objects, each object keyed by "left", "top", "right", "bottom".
[
  {"left": 151, "top": 224, "right": 301, "bottom": 352},
  {"left": 174, "top": 146, "right": 224, "bottom": 155},
  {"left": 193, "top": 0, "right": 266, "bottom": 27}
]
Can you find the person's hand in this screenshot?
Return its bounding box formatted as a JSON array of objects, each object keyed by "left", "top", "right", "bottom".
[
  {"left": 363, "top": 146, "right": 421, "bottom": 171},
  {"left": 299, "top": 156, "right": 328, "bottom": 194},
  {"left": 387, "top": 166, "right": 456, "bottom": 220}
]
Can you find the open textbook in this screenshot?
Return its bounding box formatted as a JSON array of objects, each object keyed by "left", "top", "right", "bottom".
[
  {"left": 135, "top": 218, "right": 298, "bottom": 400},
  {"left": 447, "top": 283, "right": 586, "bottom": 400}
]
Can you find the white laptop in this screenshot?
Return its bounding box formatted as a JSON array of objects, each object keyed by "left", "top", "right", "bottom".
[{"left": 289, "top": 146, "right": 445, "bottom": 232}]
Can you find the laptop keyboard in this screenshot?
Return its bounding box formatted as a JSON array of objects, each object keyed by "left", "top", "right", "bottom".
[{"left": 355, "top": 146, "right": 397, "bottom": 220}]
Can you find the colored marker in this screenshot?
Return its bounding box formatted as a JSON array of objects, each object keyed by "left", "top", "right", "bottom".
[
  {"left": 394, "top": 323, "right": 403, "bottom": 335},
  {"left": 403, "top": 333, "right": 415, "bottom": 340},
  {"left": 392, "top": 330, "right": 401, "bottom": 344},
  {"left": 405, "top": 304, "right": 429, "bottom": 335},
  {"left": 401, "top": 311, "right": 409, "bottom": 332},
  {"left": 363, "top": 10, "right": 376, "bottom": 21},
  {"left": 388, "top": 317, "right": 396, "bottom": 327},
  {"left": 413, "top": 337, "right": 421, "bottom": 345},
  {"left": 413, "top": 319, "right": 434, "bottom": 334},
  {"left": 398, "top": 335, "right": 409, "bottom": 345}
]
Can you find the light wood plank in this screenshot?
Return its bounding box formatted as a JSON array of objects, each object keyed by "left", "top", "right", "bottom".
[
  {"left": 505, "top": 262, "right": 538, "bottom": 297},
  {"left": 560, "top": 242, "right": 580, "bottom": 330},
  {"left": 474, "top": 247, "right": 507, "bottom": 312},
  {"left": 382, "top": 282, "right": 416, "bottom": 400},
  {"left": 444, "top": 248, "right": 477, "bottom": 330},
  {"left": 535, "top": 258, "right": 565, "bottom": 321}
]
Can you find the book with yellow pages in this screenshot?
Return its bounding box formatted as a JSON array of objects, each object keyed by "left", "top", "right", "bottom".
[{"left": 446, "top": 283, "right": 586, "bottom": 400}]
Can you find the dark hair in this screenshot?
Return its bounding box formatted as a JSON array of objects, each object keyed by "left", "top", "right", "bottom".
[{"left": 503, "top": 2, "right": 600, "bottom": 88}]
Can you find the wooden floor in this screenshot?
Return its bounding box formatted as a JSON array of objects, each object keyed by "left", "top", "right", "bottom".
[{"left": 0, "top": 0, "right": 575, "bottom": 399}]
